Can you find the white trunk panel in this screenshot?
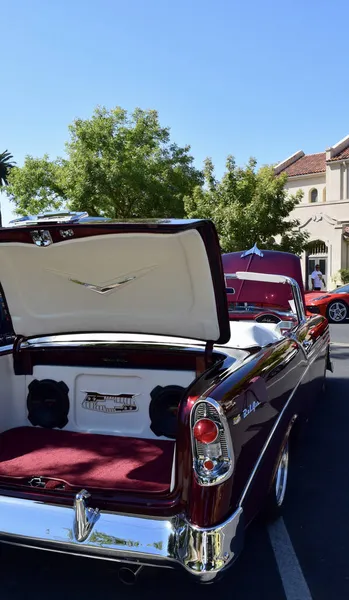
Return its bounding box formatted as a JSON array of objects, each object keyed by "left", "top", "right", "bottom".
[
  {"left": 25, "top": 366, "right": 195, "bottom": 439},
  {"left": 0, "top": 354, "right": 26, "bottom": 433}
]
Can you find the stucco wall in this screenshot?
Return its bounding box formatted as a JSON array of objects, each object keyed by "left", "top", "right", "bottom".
[
  {"left": 285, "top": 174, "right": 326, "bottom": 204},
  {"left": 292, "top": 207, "right": 347, "bottom": 288},
  {"left": 284, "top": 168, "right": 349, "bottom": 288},
  {"left": 292, "top": 201, "right": 349, "bottom": 225},
  {"left": 326, "top": 162, "right": 349, "bottom": 201}
]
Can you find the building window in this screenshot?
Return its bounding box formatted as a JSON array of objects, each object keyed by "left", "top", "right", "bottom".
[
  {"left": 322, "top": 187, "right": 326, "bottom": 202},
  {"left": 310, "top": 188, "right": 318, "bottom": 203},
  {"left": 306, "top": 240, "right": 328, "bottom": 255}
]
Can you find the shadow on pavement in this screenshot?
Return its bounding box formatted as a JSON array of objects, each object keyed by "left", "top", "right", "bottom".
[{"left": 283, "top": 372, "right": 349, "bottom": 600}]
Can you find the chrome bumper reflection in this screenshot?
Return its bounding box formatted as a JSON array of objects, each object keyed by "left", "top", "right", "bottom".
[{"left": 0, "top": 495, "right": 243, "bottom": 582}]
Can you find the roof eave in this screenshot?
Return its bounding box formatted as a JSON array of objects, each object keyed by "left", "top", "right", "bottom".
[{"left": 283, "top": 171, "right": 326, "bottom": 179}]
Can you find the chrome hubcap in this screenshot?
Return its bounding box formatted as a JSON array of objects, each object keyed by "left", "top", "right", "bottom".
[
  {"left": 275, "top": 443, "right": 289, "bottom": 507},
  {"left": 328, "top": 302, "right": 347, "bottom": 322}
]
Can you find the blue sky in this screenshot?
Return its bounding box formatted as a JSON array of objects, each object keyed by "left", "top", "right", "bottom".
[{"left": 1, "top": 0, "right": 349, "bottom": 224}]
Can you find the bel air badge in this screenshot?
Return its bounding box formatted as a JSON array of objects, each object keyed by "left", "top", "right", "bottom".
[
  {"left": 233, "top": 399, "right": 261, "bottom": 425},
  {"left": 82, "top": 392, "right": 139, "bottom": 413}
]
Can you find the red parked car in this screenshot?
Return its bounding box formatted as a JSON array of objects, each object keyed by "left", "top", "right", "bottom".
[
  {"left": 0, "top": 217, "right": 331, "bottom": 585},
  {"left": 305, "top": 284, "right": 349, "bottom": 323}
]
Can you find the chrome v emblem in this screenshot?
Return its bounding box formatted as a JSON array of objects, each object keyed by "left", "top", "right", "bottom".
[
  {"left": 47, "top": 265, "right": 157, "bottom": 295},
  {"left": 70, "top": 274, "right": 136, "bottom": 294}
]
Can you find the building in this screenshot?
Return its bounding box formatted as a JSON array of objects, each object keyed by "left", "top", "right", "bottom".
[{"left": 275, "top": 134, "right": 349, "bottom": 290}]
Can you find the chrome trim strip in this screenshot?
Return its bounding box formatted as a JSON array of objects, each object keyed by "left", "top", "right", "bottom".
[
  {"left": 0, "top": 495, "right": 244, "bottom": 582},
  {"left": 0, "top": 345, "right": 14, "bottom": 354},
  {"left": 21, "top": 337, "right": 207, "bottom": 350}
]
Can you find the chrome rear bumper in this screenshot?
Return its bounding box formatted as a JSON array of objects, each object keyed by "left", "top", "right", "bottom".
[{"left": 0, "top": 494, "right": 244, "bottom": 582}]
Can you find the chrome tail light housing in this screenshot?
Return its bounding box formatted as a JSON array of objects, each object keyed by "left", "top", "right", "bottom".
[{"left": 191, "top": 398, "right": 234, "bottom": 486}]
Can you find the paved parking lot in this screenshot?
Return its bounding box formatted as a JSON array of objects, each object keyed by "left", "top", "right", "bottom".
[{"left": 0, "top": 324, "right": 348, "bottom": 600}]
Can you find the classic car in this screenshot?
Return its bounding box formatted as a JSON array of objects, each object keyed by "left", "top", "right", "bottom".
[
  {"left": 305, "top": 283, "right": 349, "bottom": 323},
  {"left": 0, "top": 216, "right": 331, "bottom": 585}
]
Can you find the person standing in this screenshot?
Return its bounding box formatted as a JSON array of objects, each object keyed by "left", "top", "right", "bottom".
[{"left": 311, "top": 264, "right": 324, "bottom": 291}]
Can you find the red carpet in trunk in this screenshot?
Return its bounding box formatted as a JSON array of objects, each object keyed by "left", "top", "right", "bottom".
[{"left": 0, "top": 427, "right": 175, "bottom": 493}]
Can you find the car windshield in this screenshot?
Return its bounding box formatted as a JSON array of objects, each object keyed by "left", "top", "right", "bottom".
[
  {"left": 330, "top": 284, "right": 349, "bottom": 294},
  {"left": 225, "top": 278, "right": 295, "bottom": 313}
]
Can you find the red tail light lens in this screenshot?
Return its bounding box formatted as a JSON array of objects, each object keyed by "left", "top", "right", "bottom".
[
  {"left": 191, "top": 400, "right": 234, "bottom": 486},
  {"left": 193, "top": 418, "right": 218, "bottom": 444}
]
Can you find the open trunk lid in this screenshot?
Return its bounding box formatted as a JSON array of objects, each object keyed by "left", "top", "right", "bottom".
[{"left": 0, "top": 218, "right": 230, "bottom": 344}]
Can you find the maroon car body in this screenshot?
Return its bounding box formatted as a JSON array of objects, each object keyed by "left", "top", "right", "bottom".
[{"left": 0, "top": 216, "right": 331, "bottom": 584}]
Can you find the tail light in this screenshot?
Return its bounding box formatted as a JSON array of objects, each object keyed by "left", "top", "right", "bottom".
[
  {"left": 193, "top": 418, "right": 219, "bottom": 444},
  {"left": 191, "top": 398, "right": 234, "bottom": 486}
]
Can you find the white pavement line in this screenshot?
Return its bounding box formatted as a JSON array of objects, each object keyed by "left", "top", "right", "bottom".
[
  {"left": 330, "top": 342, "right": 349, "bottom": 347},
  {"left": 268, "top": 517, "right": 313, "bottom": 600}
]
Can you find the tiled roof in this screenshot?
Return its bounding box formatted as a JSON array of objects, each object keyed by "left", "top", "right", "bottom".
[
  {"left": 280, "top": 153, "right": 326, "bottom": 177},
  {"left": 328, "top": 147, "right": 349, "bottom": 161}
]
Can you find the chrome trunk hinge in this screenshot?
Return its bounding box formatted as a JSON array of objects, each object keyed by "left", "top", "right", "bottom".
[
  {"left": 205, "top": 341, "right": 214, "bottom": 369},
  {"left": 73, "top": 489, "right": 100, "bottom": 543},
  {"left": 13, "top": 335, "right": 32, "bottom": 376}
]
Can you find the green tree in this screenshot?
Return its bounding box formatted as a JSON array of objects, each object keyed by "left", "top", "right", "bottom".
[
  {"left": 5, "top": 155, "right": 66, "bottom": 215},
  {"left": 0, "top": 150, "right": 15, "bottom": 186},
  {"left": 339, "top": 269, "right": 349, "bottom": 284},
  {"left": 184, "top": 156, "right": 309, "bottom": 255},
  {"left": 5, "top": 107, "right": 202, "bottom": 219}
]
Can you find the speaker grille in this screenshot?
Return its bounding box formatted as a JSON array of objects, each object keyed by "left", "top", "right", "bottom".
[
  {"left": 27, "top": 379, "right": 70, "bottom": 429},
  {"left": 149, "top": 385, "right": 185, "bottom": 439}
]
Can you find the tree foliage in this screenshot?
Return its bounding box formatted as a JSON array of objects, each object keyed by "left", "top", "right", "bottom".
[
  {"left": 5, "top": 155, "right": 66, "bottom": 215},
  {"left": 339, "top": 269, "right": 349, "bottom": 284},
  {"left": 5, "top": 109, "right": 309, "bottom": 256},
  {"left": 184, "top": 156, "right": 309, "bottom": 255},
  {"left": 0, "top": 150, "right": 16, "bottom": 186},
  {"left": 5, "top": 107, "right": 203, "bottom": 218}
]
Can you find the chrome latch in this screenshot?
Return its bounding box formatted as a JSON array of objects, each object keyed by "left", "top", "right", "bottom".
[
  {"left": 31, "top": 230, "right": 53, "bottom": 247},
  {"left": 28, "top": 476, "right": 46, "bottom": 488},
  {"left": 73, "top": 489, "right": 100, "bottom": 543}
]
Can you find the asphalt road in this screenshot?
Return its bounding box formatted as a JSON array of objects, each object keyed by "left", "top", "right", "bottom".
[{"left": 1, "top": 324, "right": 348, "bottom": 600}]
